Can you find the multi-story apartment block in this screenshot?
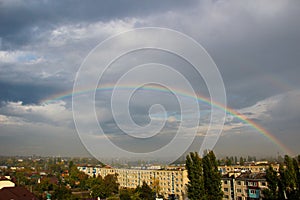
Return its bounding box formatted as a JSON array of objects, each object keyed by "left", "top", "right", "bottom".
[
  {"left": 218, "top": 164, "right": 279, "bottom": 175},
  {"left": 78, "top": 166, "right": 188, "bottom": 200},
  {"left": 222, "top": 172, "right": 268, "bottom": 200},
  {"left": 79, "top": 164, "right": 272, "bottom": 200}
]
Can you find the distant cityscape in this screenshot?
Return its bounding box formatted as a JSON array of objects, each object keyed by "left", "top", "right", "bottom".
[{"left": 0, "top": 153, "right": 299, "bottom": 200}]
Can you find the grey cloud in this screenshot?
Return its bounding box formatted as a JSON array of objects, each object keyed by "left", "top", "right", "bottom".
[{"left": 0, "top": 0, "right": 199, "bottom": 49}]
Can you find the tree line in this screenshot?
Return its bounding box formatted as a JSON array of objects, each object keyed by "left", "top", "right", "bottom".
[
  {"left": 263, "top": 155, "right": 300, "bottom": 200},
  {"left": 185, "top": 151, "right": 223, "bottom": 200}
]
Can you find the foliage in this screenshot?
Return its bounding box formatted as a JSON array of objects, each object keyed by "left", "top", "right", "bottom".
[
  {"left": 186, "top": 152, "right": 206, "bottom": 200},
  {"left": 263, "top": 165, "right": 278, "bottom": 200},
  {"left": 67, "top": 165, "right": 89, "bottom": 189},
  {"left": 88, "top": 174, "right": 119, "bottom": 199},
  {"left": 52, "top": 185, "right": 73, "bottom": 200},
  {"left": 135, "top": 181, "right": 155, "bottom": 200},
  {"left": 151, "top": 178, "right": 160, "bottom": 197},
  {"left": 239, "top": 157, "right": 245, "bottom": 166},
  {"left": 186, "top": 151, "right": 223, "bottom": 200},
  {"left": 120, "top": 188, "right": 134, "bottom": 200},
  {"left": 202, "top": 151, "right": 223, "bottom": 200},
  {"left": 263, "top": 155, "right": 300, "bottom": 200}
]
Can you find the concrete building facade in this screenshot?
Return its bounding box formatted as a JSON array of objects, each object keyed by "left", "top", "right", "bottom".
[
  {"left": 79, "top": 164, "right": 273, "bottom": 200},
  {"left": 221, "top": 172, "right": 268, "bottom": 200},
  {"left": 78, "top": 166, "right": 188, "bottom": 199}
]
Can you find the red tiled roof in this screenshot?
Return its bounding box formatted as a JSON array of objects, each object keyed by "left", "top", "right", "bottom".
[{"left": 0, "top": 186, "right": 39, "bottom": 200}]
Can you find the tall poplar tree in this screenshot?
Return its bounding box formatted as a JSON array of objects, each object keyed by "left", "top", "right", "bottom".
[
  {"left": 263, "top": 165, "right": 278, "bottom": 200},
  {"left": 283, "top": 155, "right": 298, "bottom": 199},
  {"left": 186, "top": 152, "right": 206, "bottom": 200},
  {"left": 278, "top": 163, "right": 287, "bottom": 200},
  {"left": 202, "top": 151, "right": 223, "bottom": 200},
  {"left": 293, "top": 158, "right": 300, "bottom": 197}
]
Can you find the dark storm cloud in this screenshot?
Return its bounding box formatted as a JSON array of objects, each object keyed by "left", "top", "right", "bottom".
[
  {"left": 0, "top": 0, "right": 199, "bottom": 49},
  {"left": 264, "top": 91, "right": 300, "bottom": 138},
  {"left": 199, "top": 1, "right": 300, "bottom": 108},
  {"left": 0, "top": 61, "right": 72, "bottom": 104},
  {"left": 0, "top": 81, "right": 61, "bottom": 104}
]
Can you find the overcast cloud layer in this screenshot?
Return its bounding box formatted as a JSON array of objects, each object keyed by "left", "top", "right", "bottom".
[{"left": 0, "top": 0, "right": 299, "bottom": 158}]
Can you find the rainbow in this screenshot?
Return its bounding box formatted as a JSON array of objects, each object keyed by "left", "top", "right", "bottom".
[{"left": 41, "top": 84, "right": 294, "bottom": 155}]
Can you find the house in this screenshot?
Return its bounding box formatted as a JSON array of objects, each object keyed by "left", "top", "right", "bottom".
[
  {"left": 0, "top": 186, "right": 38, "bottom": 200},
  {"left": 0, "top": 176, "right": 15, "bottom": 190}
]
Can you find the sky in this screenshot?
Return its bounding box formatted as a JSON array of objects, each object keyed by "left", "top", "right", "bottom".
[{"left": 0, "top": 0, "right": 299, "bottom": 160}]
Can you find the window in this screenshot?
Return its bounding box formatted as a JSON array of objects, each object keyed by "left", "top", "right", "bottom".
[
  {"left": 224, "top": 180, "right": 228, "bottom": 184},
  {"left": 237, "top": 181, "right": 241, "bottom": 185},
  {"left": 250, "top": 189, "right": 256, "bottom": 194},
  {"left": 262, "top": 182, "right": 266, "bottom": 186},
  {"left": 248, "top": 182, "right": 257, "bottom": 186},
  {"left": 237, "top": 189, "right": 242, "bottom": 193},
  {"left": 224, "top": 195, "right": 229, "bottom": 199},
  {"left": 224, "top": 188, "right": 229, "bottom": 192}
]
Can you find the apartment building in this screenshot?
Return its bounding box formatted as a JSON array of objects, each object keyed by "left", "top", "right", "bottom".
[
  {"left": 218, "top": 164, "right": 279, "bottom": 175},
  {"left": 79, "top": 164, "right": 272, "bottom": 200},
  {"left": 222, "top": 172, "right": 268, "bottom": 200},
  {"left": 78, "top": 166, "right": 188, "bottom": 200}
]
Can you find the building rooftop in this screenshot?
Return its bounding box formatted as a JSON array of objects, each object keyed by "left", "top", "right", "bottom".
[
  {"left": 236, "top": 172, "right": 266, "bottom": 180},
  {"left": 0, "top": 186, "right": 38, "bottom": 200}
]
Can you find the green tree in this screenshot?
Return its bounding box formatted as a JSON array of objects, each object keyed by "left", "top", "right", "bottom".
[
  {"left": 293, "top": 158, "right": 300, "bottom": 196},
  {"left": 135, "top": 181, "right": 155, "bottom": 200},
  {"left": 186, "top": 152, "right": 206, "bottom": 200},
  {"left": 52, "top": 185, "right": 73, "bottom": 200},
  {"left": 37, "top": 177, "right": 54, "bottom": 193},
  {"left": 15, "top": 172, "right": 28, "bottom": 186},
  {"left": 225, "top": 156, "right": 232, "bottom": 166},
  {"left": 239, "top": 157, "right": 245, "bottom": 166},
  {"left": 278, "top": 163, "right": 287, "bottom": 200},
  {"left": 202, "top": 151, "right": 223, "bottom": 200},
  {"left": 234, "top": 156, "right": 238, "bottom": 165},
  {"left": 91, "top": 183, "right": 106, "bottom": 198},
  {"left": 283, "top": 155, "right": 297, "bottom": 199},
  {"left": 120, "top": 188, "right": 134, "bottom": 200},
  {"left": 89, "top": 173, "right": 119, "bottom": 198},
  {"left": 263, "top": 165, "right": 278, "bottom": 200},
  {"left": 103, "top": 174, "right": 119, "bottom": 197}
]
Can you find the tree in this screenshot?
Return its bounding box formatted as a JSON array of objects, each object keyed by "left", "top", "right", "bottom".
[
  {"left": 202, "top": 151, "right": 223, "bottom": 200},
  {"left": 135, "top": 181, "right": 155, "bottom": 200},
  {"left": 263, "top": 157, "right": 300, "bottom": 200},
  {"left": 239, "top": 157, "right": 245, "bottom": 166},
  {"left": 88, "top": 174, "right": 119, "bottom": 199},
  {"left": 52, "top": 185, "right": 73, "bottom": 200},
  {"left": 263, "top": 165, "right": 278, "bottom": 200},
  {"left": 103, "top": 174, "right": 119, "bottom": 197},
  {"left": 225, "top": 156, "right": 232, "bottom": 166},
  {"left": 91, "top": 183, "right": 106, "bottom": 198},
  {"left": 151, "top": 178, "right": 161, "bottom": 197},
  {"left": 278, "top": 163, "right": 287, "bottom": 200},
  {"left": 293, "top": 158, "right": 300, "bottom": 196},
  {"left": 186, "top": 152, "right": 206, "bottom": 200},
  {"left": 234, "top": 156, "right": 238, "bottom": 165},
  {"left": 283, "top": 155, "right": 297, "bottom": 199},
  {"left": 120, "top": 188, "right": 134, "bottom": 200}
]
